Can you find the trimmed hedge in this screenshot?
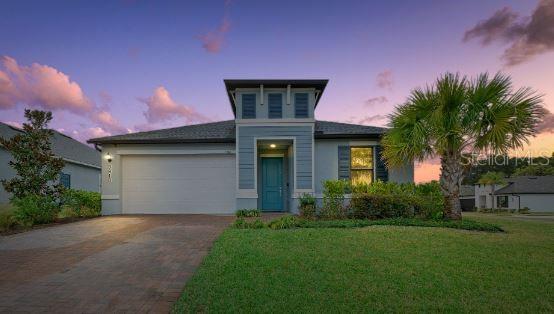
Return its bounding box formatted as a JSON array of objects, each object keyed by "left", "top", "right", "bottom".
[{"left": 350, "top": 194, "right": 414, "bottom": 219}]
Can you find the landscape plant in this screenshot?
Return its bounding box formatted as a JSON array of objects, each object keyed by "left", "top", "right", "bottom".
[
  {"left": 235, "top": 208, "right": 261, "bottom": 218},
  {"left": 297, "top": 193, "right": 316, "bottom": 219},
  {"left": 320, "top": 179, "right": 349, "bottom": 219},
  {"left": 382, "top": 72, "right": 544, "bottom": 219},
  {"left": 0, "top": 109, "right": 65, "bottom": 201}
]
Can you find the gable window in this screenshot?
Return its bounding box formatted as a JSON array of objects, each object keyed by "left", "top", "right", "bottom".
[
  {"left": 295, "top": 93, "right": 309, "bottom": 118},
  {"left": 242, "top": 94, "right": 256, "bottom": 119},
  {"left": 60, "top": 172, "right": 71, "bottom": 188},
  {"left": 497, "top": 195, "right": 508, "bottom": 208},
  {"left": 268, "top": 93, "right": 282, "bottom": 118},
  {"left": 350, "top": 147, "right": 373, "bottom": 185}
]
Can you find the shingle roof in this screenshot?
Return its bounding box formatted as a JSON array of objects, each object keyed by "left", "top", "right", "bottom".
[
  {"left": 88, "top": 120, "right": 387, "bottom": 144},
  {"left": 495, "top": 176, "right": 554, "bottom": 194},
  {"left": 0, "top": 122, "right": 100, "bottom": 168}
]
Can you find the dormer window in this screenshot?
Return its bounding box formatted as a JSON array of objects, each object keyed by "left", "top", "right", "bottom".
[
  {"left": 242, "top": 94, "right": 256, "bottom": 119},
  {"left": 295, "top": 93, "right": 309, "bottom": 118},
  {"left": 268, "top": 93, "right": 283, "bottom": 119}
]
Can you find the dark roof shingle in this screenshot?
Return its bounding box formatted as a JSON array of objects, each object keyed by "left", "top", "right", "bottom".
[
  {"left": 88, "top": 120, "right": 387, "bottom": 144},
  {"left": 495, "top": 176, "right": 554, "bottom": 194},
  {"left": 0, "top": 122, "right": 100, "bottom": 167}
]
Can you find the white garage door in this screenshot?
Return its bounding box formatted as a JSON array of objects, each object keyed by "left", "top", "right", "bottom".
[{"left": 122, "top": 154, "right": 236, "bottom": 214}]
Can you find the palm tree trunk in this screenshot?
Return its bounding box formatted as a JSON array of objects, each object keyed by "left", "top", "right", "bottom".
[{"left": 439, "top": 153, "right": 464, "bottom": 220}]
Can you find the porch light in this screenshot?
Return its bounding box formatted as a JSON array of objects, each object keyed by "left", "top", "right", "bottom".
[
  {"left": 270, "top": 144, "right": 276, "bottom": 148},
  {"left": 105, "top": 153, "right": 112, "bottom": 163}
]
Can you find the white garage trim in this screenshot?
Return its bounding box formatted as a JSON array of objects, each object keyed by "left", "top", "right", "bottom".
[
  {"left": 121, "top": 154, "right": 236, "bottom": 214},
  {"left": 116, "top": 149, "right": 235, "bottom": 155}
]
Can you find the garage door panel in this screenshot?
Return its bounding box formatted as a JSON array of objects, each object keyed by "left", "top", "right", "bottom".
[{"left": 122, "top": 155, "right": 236, "bottom": 214}]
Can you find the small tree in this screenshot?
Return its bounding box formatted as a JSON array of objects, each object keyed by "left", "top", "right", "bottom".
[{"left": 0, "top": 109, "right": 65, "bottom": 200}]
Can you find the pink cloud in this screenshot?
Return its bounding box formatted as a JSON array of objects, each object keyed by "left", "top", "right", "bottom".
[
  {"left": 376, "top": 70, "right": 393, "bottom": 89},
  {"left": 0, "top": 56, "right": 127, "bottom": 136},
  {"left": 198, "top": 16, "right": 231, "bottom": 53},
  {"left": 138, "top": 86, "right": 209, "bottom": 125},
  {"left": 198, "top": 1, "right": 232, "bottom": 53},
  {"left": 0, "top": 56, "right": 93, "bottom": 113},
  {"left": 90, "top": 110, "right": 128, "bottom": 134}
]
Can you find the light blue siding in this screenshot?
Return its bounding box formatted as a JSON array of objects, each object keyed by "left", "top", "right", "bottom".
[{"left": 238, "top": 125, "right": 313, "bottom": 190}]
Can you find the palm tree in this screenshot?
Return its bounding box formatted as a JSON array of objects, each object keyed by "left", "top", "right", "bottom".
[{"left": 382, "top": 73, "right": 544, "bottom": 219}]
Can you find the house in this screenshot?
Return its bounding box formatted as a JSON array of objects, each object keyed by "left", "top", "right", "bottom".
[
  {"left": 88, "top": 79, "right": 414, "bottom": 215},
  {"left": 0, "top": 122, "right": 101, "bottom": 204},
  {"left": 459, "top": 185, "right": 475, "bottom": 211},
  {"left": 474, "top": 176, "right": 554, "bottom": 212}
]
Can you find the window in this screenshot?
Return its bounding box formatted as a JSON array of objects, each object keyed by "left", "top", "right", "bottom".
[
  {"left": 350, "top": 147, "right": 373, "bottom": 185},
  {"left": 60, "top": 172, "right": 71, "bottom": 188},
  {"left": 497, "top": 195, "right": 508, "bottom": 208},
  {"left": 242, "top": 94, "right": 256, "bottom": 119},
  {"left": 294, "top": 93, "right": 309, "bottom": 118},
  {"left": 268, "top": 93, "right": 282, "bottom": 118}
]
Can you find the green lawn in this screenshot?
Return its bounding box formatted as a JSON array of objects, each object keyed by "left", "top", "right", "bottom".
[{"left": 174, "top": 213, "right": 553, "bottom": 313}]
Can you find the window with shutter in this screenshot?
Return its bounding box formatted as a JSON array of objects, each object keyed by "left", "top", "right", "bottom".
[
  {"left": 242, "top": 94, "right": 256, "bottom": 119},
  {"left": 350, "top": 147, "right": 373, "bottom": 185},
  {"left": 295, "top": 93, "right": 309, "bottom": 118},
  {"left": 268, "top": 93, "right": 282, "bottom": 118}
]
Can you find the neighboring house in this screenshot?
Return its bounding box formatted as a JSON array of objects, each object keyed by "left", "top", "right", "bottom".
[
  {"left": 89, "top": 79, "right": 414, "bottom": 215},
  {"left": 459, "top": 185, "right": 475, "bottom": 211},
  {"left": 0, "top": 122, "right": 101, "bottom": 204},
  {"left": 475, "top": 176, "right": 554, "bottom": 212}
]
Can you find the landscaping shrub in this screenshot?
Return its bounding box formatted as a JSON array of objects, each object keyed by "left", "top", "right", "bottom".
[
  {"left": 233, "top": 217, "right": 265, "bottom": 229},
  {"left": 267, "top": 215, "right": 300, "bottom": 230},
  {"left": 352, "top": 181, "right": 443, "bottom": 219},
  {"left": 350, "top": 194, "right": 414, "bottom": 219},
  {"left": 298, "top": 193, "right": 316, "bottom": 219},
  {"left": 11, "top": 195, "right": 60, "bottom": 226},
  {"left": 0, "top": 210, "right": 16, "bottom": 232},
  {"left": 235, "top": 208, "right": 261, "bottom": 218},
  {"left": 321, "top": 179, "right": 349, "bottom": 219},
  {"left": 61, "top": 189, "right": 101, "bottom": 218}
]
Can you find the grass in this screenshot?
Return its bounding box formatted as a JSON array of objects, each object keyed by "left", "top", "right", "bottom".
[{"left": 174, "top": 213, "right": 553, "bottom": 313}]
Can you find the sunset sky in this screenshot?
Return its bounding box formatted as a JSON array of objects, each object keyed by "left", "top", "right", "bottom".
[{"left": 1, "top": 0, "right": 553, "bottom": 182}]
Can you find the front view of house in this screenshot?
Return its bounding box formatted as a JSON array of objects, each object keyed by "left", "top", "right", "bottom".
[{"left": 89, "top": 79, "right": 414, "bottom": 215}]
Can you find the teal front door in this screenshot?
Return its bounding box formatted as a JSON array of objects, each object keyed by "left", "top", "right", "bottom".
[{"left": 261, "top": 157, "right": 283, "bottom": 211}]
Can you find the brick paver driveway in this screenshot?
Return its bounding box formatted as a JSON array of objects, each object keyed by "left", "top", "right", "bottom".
[{"left": 0, "top": 215, "right": 233, "bottom": 313}]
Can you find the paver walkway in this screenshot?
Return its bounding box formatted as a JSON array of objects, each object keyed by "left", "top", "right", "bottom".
[{"left": 0, "top": 215, "right": 233, "bottom": 313}]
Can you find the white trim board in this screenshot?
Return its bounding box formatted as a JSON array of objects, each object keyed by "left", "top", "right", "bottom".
[{"left": 116, "top": 149, "right": 235, "bottom": 155}]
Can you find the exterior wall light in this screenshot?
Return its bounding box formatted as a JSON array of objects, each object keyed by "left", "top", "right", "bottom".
[
  {"left": 270, "top": 144, "right": 276, "bottom": 148},
  {"left": 105, "top": 153, "right": 113, "bottom": 183}
]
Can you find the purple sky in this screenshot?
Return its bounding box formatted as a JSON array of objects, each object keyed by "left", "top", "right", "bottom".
[{"left": 1, "top": 0, "right": 553, "bottom": 182}]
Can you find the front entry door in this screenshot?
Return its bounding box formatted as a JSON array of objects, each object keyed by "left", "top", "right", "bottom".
[{"left": 261, "top": 157, "right": 283, "bottom": 211}]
